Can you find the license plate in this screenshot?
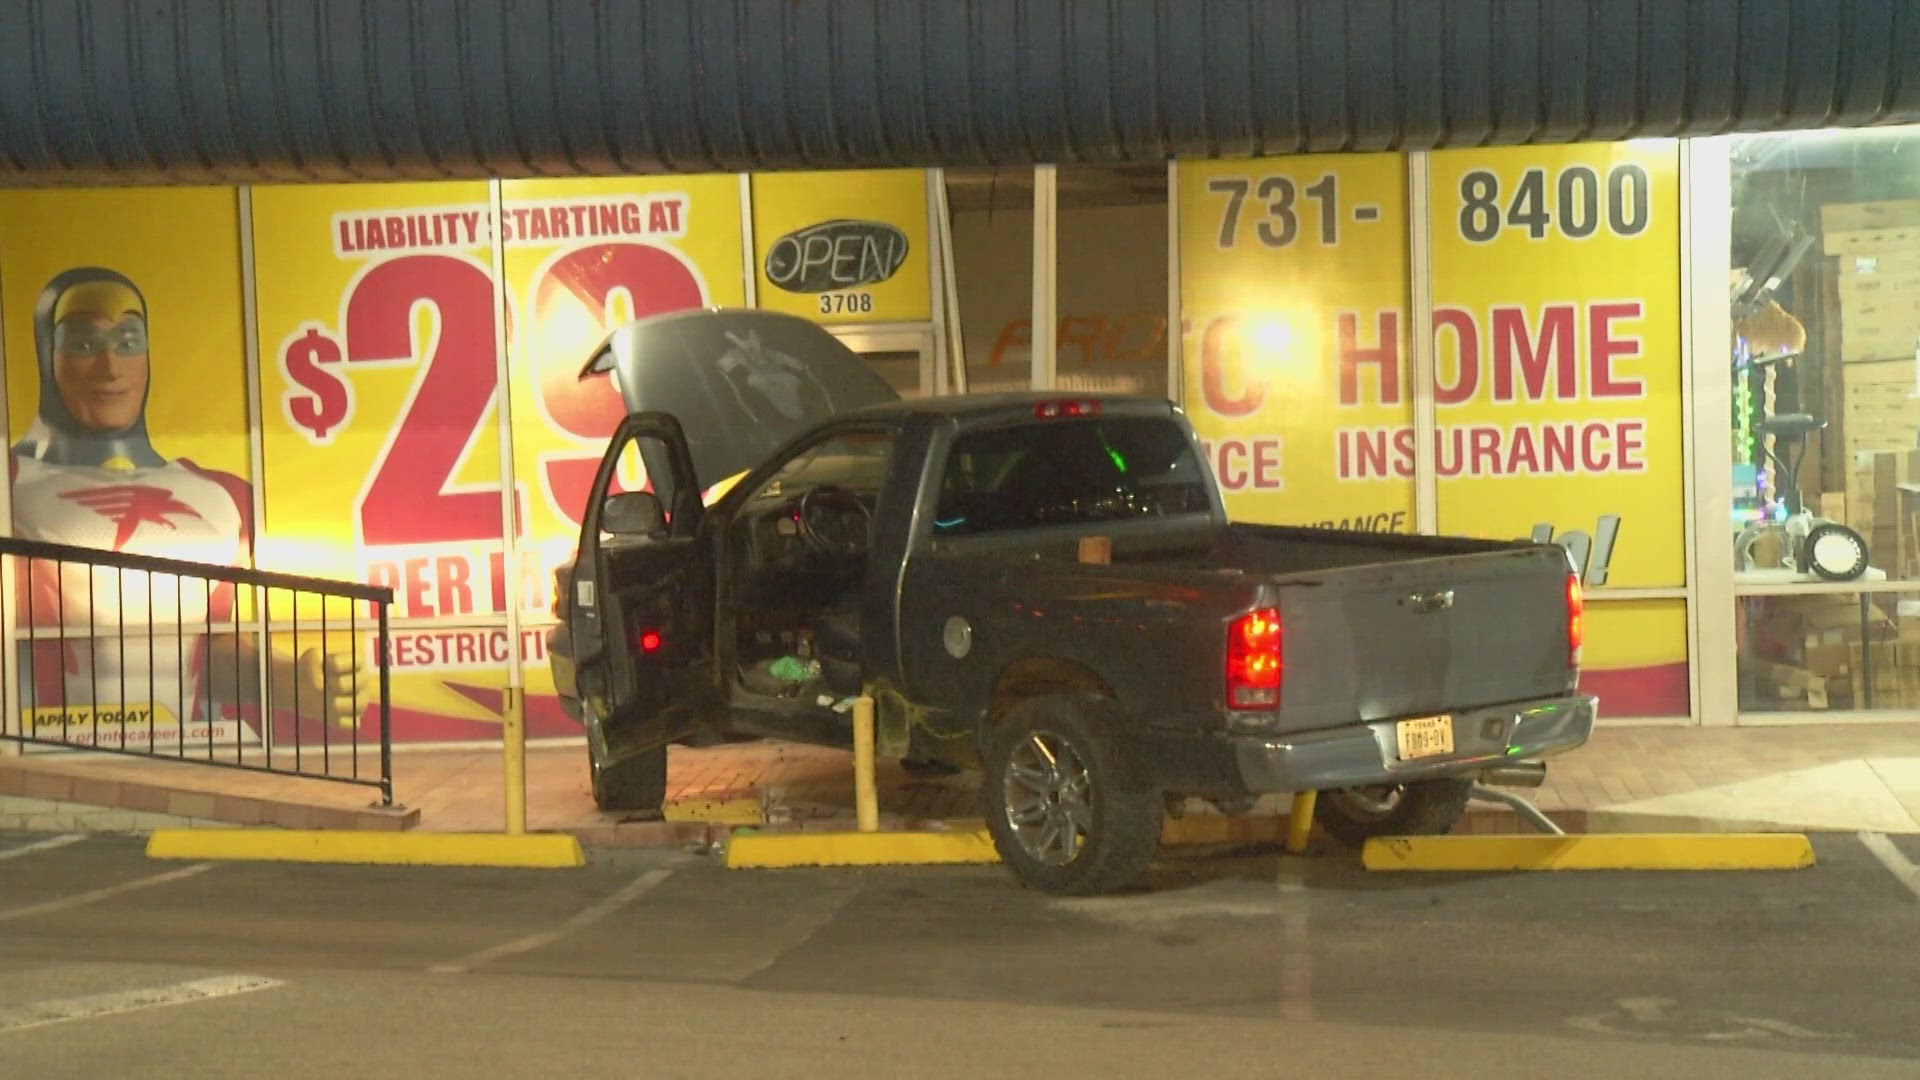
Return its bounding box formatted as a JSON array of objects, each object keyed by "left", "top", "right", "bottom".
[{"left": 1395, "top": 715, "right": 1454, "bottom": 760}]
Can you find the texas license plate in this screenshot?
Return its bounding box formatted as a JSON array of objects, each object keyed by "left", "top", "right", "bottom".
[{"left": 1395, "top": 715, "right": 1454, "bottom": 760}]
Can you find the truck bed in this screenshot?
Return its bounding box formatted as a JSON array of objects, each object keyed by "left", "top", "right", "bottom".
[{"left": 967, "top": 519, "right": 1575, "bottom": 734}]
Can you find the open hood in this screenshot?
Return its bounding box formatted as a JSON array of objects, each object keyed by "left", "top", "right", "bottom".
[{"left": 580, "top": 308, "right": 900, "bottom": 489}]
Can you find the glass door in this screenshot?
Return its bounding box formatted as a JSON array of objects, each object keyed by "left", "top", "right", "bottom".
[{"left": 831, "top": 326, "right": 935, "bottom": 399}]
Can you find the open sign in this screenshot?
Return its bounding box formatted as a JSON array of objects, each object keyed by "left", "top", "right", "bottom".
[{"left": 764, "top": 219, "right": 909, "bottom": 294}]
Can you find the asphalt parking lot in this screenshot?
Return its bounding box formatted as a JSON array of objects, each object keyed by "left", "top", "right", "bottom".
[{"left": 2, "top": 830, "right": 1917, "bottom": 1079}]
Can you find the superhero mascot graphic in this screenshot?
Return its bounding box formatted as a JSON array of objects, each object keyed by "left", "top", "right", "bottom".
[{"left": 11, "top": 267, "right": 358, "bottom": 746}]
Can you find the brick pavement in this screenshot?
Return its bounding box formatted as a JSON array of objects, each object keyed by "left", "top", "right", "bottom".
[
  {"left": 406, "top": 721, "right": 1920, "bottom": 840},
  {"left": 5, "top": 721, "right": 1918, "bottom": 841}
]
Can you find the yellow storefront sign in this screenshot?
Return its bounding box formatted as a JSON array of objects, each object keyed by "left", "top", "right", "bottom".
[
  {"left": 246, "top": 176, "right": 749, "bottom": 742},
  {"left": 501, "top": 174, "right": 746, "bottom": 610},
  {"left": 1429, "top": 142, "right": 1686, "bottom": 589},
  {"left": 751, "top": 169, "right": 930, "bottom": 324},
  {"left": 0, "top": 186, "right": 264, "bottom": 748},
  {"left": 1178, "top": 153, "right": 1415, "bottom": 531}
]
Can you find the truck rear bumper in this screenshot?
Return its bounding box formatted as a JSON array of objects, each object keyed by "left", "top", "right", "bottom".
[{"left": 1221, "top": 694, "right": 1597, "bottom": 795}]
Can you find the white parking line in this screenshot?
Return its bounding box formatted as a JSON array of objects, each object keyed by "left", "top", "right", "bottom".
[
  {"left": 1859, "top": 832, "right": 1920, "bottom": 902},
  {"left": 0, "top": 863, "right": 214, "bottom": 923},
  {"left": 0, "top": 975, "right": 283, "bottom": 1035},
  {"left": 428, "top": 867, "right": 676, "bottom": 974},
  {"left": 0, "top": 834, "right": 85, "bottom": 861}
]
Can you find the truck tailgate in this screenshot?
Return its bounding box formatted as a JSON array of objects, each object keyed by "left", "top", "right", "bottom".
[{"left": 1274, "top": 545, "right": 1573, "bottom": 732}]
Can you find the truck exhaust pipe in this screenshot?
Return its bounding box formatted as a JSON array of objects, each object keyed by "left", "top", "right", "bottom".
[{"left": 1476, "top": 761, "right": 1548, "bottom": 788}]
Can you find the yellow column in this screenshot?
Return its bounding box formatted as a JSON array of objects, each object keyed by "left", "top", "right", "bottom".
[
  {"left": 502, "top": 687, "right": 526, "bottom": 835},
  {"left": 1286, "top": 790, "right": 1317, "bottom": 853},
  {"left": 853, "top": 696, "right": 879, "bottom": 832},
  {"left": 486, "top": 176, "right": 528, "bottom": 839}
]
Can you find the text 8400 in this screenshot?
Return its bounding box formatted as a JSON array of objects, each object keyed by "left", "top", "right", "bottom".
[{"left": 1456, "top": 163, "right": 1650, "bottom": 244}]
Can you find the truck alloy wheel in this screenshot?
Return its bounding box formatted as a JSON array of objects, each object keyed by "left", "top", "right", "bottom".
[
  {"left": 983, "top": 696, "right": 1163, "bottom": 895},
  {"left": 1002, "top": 732, "right": 1093, "bottom": 866},
  {"left": 1313, "top": 776, "right": 1474, "bottom": 845}
]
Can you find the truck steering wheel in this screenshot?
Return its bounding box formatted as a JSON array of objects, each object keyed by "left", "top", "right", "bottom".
[{"left": 797, "top": 485, "right": 873, "bottom": 556}]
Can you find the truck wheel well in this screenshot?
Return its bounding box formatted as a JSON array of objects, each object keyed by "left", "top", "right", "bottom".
[{"left": 987, "top": 657, "right": 1114, "bottom": 726}]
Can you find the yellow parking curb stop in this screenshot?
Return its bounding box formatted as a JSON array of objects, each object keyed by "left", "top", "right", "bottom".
[
  {"left": 146, "top": 829, "right": 585, "bottom": 869},
  {"left": 1362, "top": 833, "right": 1816, "bottom": 872},
  {"left": 664, "top": 796, "right": 764, "bottom": 825},
  {"left": 725, "top": 828, "right": 999, "bottom": 868}
]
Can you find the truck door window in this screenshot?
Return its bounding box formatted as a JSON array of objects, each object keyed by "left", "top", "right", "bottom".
[
  {"left": 598, "top": 436, "right": 683, "bottom": 541},
  {"left": 736, "top": 428, "right": 895, "bottom": 565},
  {"left": 933, "top": 417, "right": 1211, "bottom": 537}
]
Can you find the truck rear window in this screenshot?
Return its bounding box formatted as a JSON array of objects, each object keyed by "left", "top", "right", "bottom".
[{"left": 932, "top": 417, "right": 1212, "bottom": 537}]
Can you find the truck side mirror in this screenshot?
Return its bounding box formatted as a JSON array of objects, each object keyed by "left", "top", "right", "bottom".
[{"left": 603, "top": 491, "right": 667, "bottom": 537}]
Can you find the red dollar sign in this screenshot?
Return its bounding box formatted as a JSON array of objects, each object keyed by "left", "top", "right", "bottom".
[{"left": 282, "top": 325, "right": 350, "bottom": 441}]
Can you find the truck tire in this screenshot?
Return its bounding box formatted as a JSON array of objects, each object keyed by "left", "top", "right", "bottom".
[
  {"left": 983, "top": 696, "right": 1163, "bottom": 895},
  {"left": 1313, "top": 777, "right": 1473, "bottom": 845},
  {"left": 590, "top": 743, "right": 669, "bottom": 814}
]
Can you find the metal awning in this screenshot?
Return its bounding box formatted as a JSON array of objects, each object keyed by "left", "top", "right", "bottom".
[{"left": 1, "top": 0, "right": 1914, "bottom": 186}]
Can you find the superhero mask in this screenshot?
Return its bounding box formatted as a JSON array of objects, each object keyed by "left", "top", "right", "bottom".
[{"left": 15, "top": 267, "right": 164, "bottom": 470}]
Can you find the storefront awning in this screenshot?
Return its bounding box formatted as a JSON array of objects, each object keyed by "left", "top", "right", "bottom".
[{"left": 1, "top": 0, "right": 1915, "bottom": 186}]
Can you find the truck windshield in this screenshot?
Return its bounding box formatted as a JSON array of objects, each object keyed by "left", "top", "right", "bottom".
[{"left": 932, "top": 417, "right": 1212, "bottom": 537}]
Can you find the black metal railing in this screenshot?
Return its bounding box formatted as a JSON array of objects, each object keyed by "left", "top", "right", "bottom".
[{"left": 0, "top": 536, "right": 396, "bottom": 805}]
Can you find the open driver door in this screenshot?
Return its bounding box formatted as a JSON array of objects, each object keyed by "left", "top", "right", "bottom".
[{"left": 565, "top": 411, "right": 715, "bottom": 811}]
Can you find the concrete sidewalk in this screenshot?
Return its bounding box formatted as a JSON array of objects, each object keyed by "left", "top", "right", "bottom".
[{"left": 5, "top": 722, "right": 1919, "bottom": 843}]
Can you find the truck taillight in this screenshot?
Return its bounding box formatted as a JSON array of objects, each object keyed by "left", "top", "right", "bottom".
[
  {"left": 1034, "top": 398, "right": 1102, "bottom": 419},
  {"left": 1567, "top": 573, "right": 1584, "bottom": 669},
  {"left": 1227, "top": 607, "right": 1282, "bottom": 709}
]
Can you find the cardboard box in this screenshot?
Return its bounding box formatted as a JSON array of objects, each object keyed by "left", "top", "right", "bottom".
[
  {"left": 1837, "top": 272, "right": 1920, "bottom": 299},
  {"left": 1806, "top": 600, "right": 1876, "bottom": 634},
  {"left": 1847, "top": 452, "right": 1889, "bottom": 539},
  {"left": 1757, "top": 596, "right": 1877, "bottom": 640},
  {"left": 1842, "top": 358, "right": 1915, "bottom": 384},
  {"left": 1821, "top": 674, "right": 1859, "bottom": 710},
  {"left": 1841, "top": 322, "right": 1919, "bottom": 361},
  {"left": 1843, "top": 452, "right": 1920, "bottom": 541},
  {"left": 1825, "top": 226, "right": 1920, "bottom": 256},
  {"left": 1844, "top": 388, "right": 1920, "bottom": 461},
  {"left": 1846, "top": 379, "right": 1918, "bottom": 417},
  {"left": 1804, "top": 641, "right": 1853, "bottom": 672},
  {"left": 1840, "top": 300, "right": 1920, "bottom": 336},
  {"left": 1838, "top": 249, "right": 1920, "bottom": 280},
  {"left": 1822, "top": 200, "right": 1920, "bottom": 235},
  {"left": 1874, "top": 453, "right": 1908, "bottom": 515}
]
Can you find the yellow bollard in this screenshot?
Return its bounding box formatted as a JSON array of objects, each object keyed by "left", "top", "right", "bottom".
[
  {"left": 853, "top": 696, "right": 879, "bottom": 833},
  {"left": 503, "top": 686, "right": 527, "bottom": 836},
  {"left": 1286, "top": 789, "right": 1316, "bottom": 853}
]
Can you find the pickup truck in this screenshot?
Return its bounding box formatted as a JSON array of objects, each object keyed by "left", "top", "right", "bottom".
[{"left": 550, "top": 313, "right": 1595, "bottom": 895}]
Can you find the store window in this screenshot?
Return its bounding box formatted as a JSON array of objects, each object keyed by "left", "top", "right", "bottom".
[
  {"left": 1739, "top": 592, "right": 1920, "bottom": 713},
  {"left": 946, "top": 167, "right": 1034, "bottom": 394},
  {"left": 1730, "top": 127, "right": 1920, "bottom": 585},
  {"left": 1730, "top": 125, "right": 1920, "bottom": 714},
  {"left": 1057, "top": 164, "right": 1169, "bottom": 398}
]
